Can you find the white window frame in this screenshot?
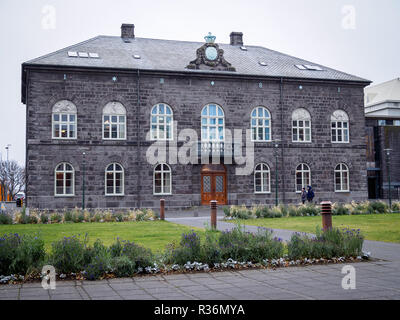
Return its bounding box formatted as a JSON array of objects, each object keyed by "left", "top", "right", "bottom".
[
  {"left": 334, "top": 163, "right": 350, "bottom": 192},
  {"left": 105, "top": 163, "right": 125, "bottom": 196},
  {"left": 331, "top": 110, "right": 350, "bottom": 143},
  {"left": 102, "top": 102, "right": 127, "bottom": 140},
  {"left": 292, "top": 108, "right": 312, "bottom": 143},
  {"left": 54, "top": 162, "right": 75, "bottom": 197},
  {"left": 254, "top": 163, "right": 271, "bottom": 194},
  {"left": 153, "top": 163, "right": 172, "bottom": 195},
  {"left": 251, "top": 107, "right": 272, "bottom": 142},
  {"left": 150, "top": 103, "right": 173, "bottom": 141},
  {"left": 295, "top": 163, "right": 311, "bottom": 193},
  {"left": 51, "top": 100, "right": 77, "bottom": 140},
  {"left": 201, "top": 104, "right": 225, "bottom": 142}
]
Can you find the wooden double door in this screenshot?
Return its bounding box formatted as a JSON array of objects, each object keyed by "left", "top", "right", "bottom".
[{"left": 201, "top": 164, "right": 227, "bottom": 205}]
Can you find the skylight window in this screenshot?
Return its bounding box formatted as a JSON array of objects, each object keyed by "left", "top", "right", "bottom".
[
  {"left": 295, "top": 64, "right": 307, "bottom": 70},
  {"left": 240, "top": 46, "right": 247, "bottom": 51},
  {"left": 304, "top": 64, "right": 323, "bottom": 71},
  {"left": 295, "top": 64, "right": 323, "bottom": 71},
  {"left": 67, "top": 51, "right": 100, "bottom": 59},
  {"left": 133, "top": 55, "right": 141, "bottom": 59},
  {"left": 259, "top": 61, "right": 267, "bottom": 66}
]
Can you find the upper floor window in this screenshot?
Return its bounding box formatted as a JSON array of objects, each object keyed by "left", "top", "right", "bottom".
[
  {"left": 251, "top": 107, "right": 271, "bottom": 141},
  {"left": 201, "top": 104, "right": 224, "bottom": 142},
  {"left": 292, "top": 108, "right": 311, "bottom": 142},
  {"left": 254, "top": 163, "right": 270, "bottom": 193},
  {"left": 151, "top": 103, "right": 173, "bottom": 140},
  {"left": 154, "top": 163, "right": 172, "bottom": 195},
  {"left": 105, "top": 163, "right": 124, "bottom": 196},
  {"left": 52, "top": 100, "right": 77, "bottom": 139},
  {"left": 331, "top": 110, "right": 349, "bottom": 143},
  {"left": 334, "top": 163, "right": 349, "bottom": 192},
  {"left": 295, "top": 163, "right": 311, "bottom": 192},
  {"left": 103, "top": 102, "right": 126, "bottom": 140},
  {"left": 55, "top": 162, "right": 74, "bottom": 196}
]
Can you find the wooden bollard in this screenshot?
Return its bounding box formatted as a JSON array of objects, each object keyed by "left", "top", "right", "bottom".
[
  {"left": 320, "top": 201, "right": 332, "bottom": 231},
  {"left": 210, "top": 200, "right": 217, "bottom": 229},
  {"left": 160, "top": 199, "right": 165, "bottom": 220}
]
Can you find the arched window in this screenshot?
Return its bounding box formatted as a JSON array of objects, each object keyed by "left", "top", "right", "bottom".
[
  {"left": 251, "top": 107, "right": 271, "bottom": 141},
  {"left": 105, "top": 163, "right": 124, "bottom": 196},
  {"left": 201, "top": 104, "right": 225, "bottom": 141},
  {"left": 295, "top": 163, "right": 311, "bottom": 192},
  {"left": 154, "top": 164, "right": 172, "bottom": 195},
  {"left": 292, "top": 108, "right": 311, "bottom": 142},
  {"left": 55, "top": 162, "right": 74, "bottom": 196},
  {"left": 52, "top": 100, "right": 77, "bottom": 139},
  {"left": 151, "top": 103, "right": 173, "bottom": 140},
  {"left": 254, "top": 163, "right": 270, "bottom": 193},
  {"left": 331, "top": 110, "right": 349, "bottom": 143},
  {"left": 103, "top": 102, "right": 126, "bottom": 140},
  {"left": 335, "top": 163, "right": 349, "bottom": 192}
]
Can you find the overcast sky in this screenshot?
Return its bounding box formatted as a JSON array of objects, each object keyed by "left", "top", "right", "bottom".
[{"left": 1, "top": 0, "right": 399, "bottom": 165}]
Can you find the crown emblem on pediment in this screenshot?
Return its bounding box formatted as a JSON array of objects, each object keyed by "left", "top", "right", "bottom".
[
  {"left": 204, "top": 32, "right": 216, "bottom": 43},
  {"left": 186, "top": 32, "right": 236, "bottom": 72}
]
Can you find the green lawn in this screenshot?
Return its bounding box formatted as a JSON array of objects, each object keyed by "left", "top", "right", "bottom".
[
  {"left": 229, "top": 213, "right": 400, "bottom": 243},
  {"left": 0, "top": 221, "right": 204, "bottom": 253}
]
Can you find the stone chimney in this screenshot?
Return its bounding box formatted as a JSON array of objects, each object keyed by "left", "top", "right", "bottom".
[
  {"left": 230, "top": 32, "right": 243, "bottom": 46},
  {"left": 121, "top": 24, "right": 135, "bottom": 39}
]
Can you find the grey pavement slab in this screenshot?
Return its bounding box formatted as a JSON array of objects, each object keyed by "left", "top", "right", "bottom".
[{"left": 1, "top": 260, "right": 400, "bottom": 300}]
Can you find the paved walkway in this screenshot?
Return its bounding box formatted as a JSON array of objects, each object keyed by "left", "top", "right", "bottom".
[
  {"left": 1, "top": 208, "right": 400, "bottom": 300},
  {"left": 1, "top": 260, "right": 399, "bottom": 300}
]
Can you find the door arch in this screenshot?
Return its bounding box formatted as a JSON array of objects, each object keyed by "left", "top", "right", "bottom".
[{"left": 201, "top": 164, "right": 227, "bottom": 205}]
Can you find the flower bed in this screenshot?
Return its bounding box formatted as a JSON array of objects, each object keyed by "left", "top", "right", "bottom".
[
  {"left": 223, "top": 200, "right": 399, "bottom": 220},
  {"left": 0, "top": 224, "right": 367, "bottom": 284},
  {"left": 0, "top": 207, "right": 158, "bottom": 225}
]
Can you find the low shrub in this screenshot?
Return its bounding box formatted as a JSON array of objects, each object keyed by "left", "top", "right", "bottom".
[
  {"left": 84, "top": 255, "right": 110, "bottom": 280},
  {"left": 0, "top": 233, "right": 45, "bottom": 275},
  {"left": 332, "top": 204, "right": 350, "bottom": 216},
  {"left": 164, "top": 230, "right": 201, "bottom": 265},
  {"left": 223, "top": 207, "right": 231, "bottom": 218},
  {"left": 0, "top": 213, "right": 13, "bottom": 224},
  {"left": 50, "top": 213, "right": 62, "bottom": 223},
  {"left": 121, "top": 241, "right": 154, "bottom": 269},
  {"left": 392, "top": 201, "right": 400, "bottom": 212},
  {"left": 109, "top": 238, "right": 123, "bottom": 258},
  {"left": 111, "top": 256, "right": 136, "bottom": 277},
  {"left": 200, "top": 228, "right": 222, "bottom": 265},
  {"left": 297, "top": 204, "right": 320, "bottom": 217},
  {"left": 40, "top": 214, "right": 49, "bottom": 224},
  {"left": 287, "top": 227, "right": 364, "bottom": 260},
  {"left": 218, "top": 224, "right": 284, "bottom": 262},
  {"left": 370, "top": 201, "right": 389, "bottom": 214},
  {"left": 49, "top": 235, "right": 88, "bottom": 273}
]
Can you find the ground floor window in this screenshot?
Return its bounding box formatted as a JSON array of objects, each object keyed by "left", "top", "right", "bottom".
[
  {"left": 55, "top": 162, "right": 74, "bottom": 196},
  {"left": 254, "top": 163, "right": 270, "bottom": 193},
  {"left": 335, "top": 163, "right": 349, "bottom": 192},
  {"left": 154, "top": 163, "right": 171, "bottom": 195},
  {"left": 105, "top": 163, "right": 124, "bottom": 195},
  {"left": 295, "top": 163, "right": 311, "bottom": 192}
]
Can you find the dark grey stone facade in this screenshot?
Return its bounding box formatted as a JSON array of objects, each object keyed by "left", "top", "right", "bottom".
[{"left": 22, "top": 27, "right": 370, "bottom": 210}]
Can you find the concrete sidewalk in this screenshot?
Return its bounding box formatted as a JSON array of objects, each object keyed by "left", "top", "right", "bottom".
[{"left": 1, "top": 260, "right": 399, "bottom": 300}]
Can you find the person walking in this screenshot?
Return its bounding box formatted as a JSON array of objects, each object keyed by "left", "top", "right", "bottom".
[
  {"left": 307, "top": 186, "right": 315, "bottom": 203},
  {"left": 301, "top": 187, "right": 307, "bottom": 204}
]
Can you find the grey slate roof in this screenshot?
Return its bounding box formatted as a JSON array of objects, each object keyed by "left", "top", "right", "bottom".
[{"left": 24, "top": 35, "right": 369, "bottom": 83}]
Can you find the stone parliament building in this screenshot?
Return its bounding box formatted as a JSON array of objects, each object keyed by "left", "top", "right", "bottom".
[{"left": 21, "top": 24, "right": 370, "bottom": 210}]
